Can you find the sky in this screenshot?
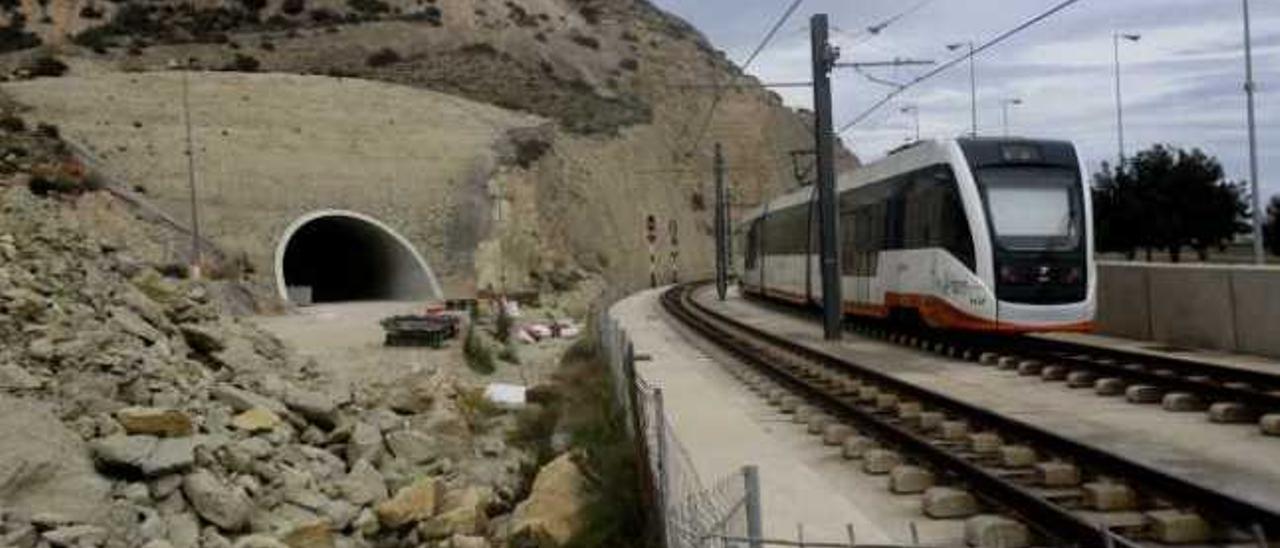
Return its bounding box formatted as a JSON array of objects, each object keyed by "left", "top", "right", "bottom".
[{"left": 649, "top": 0, "right": 1280, "bottom": 202}]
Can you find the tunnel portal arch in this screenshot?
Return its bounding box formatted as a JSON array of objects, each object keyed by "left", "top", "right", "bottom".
[{"left": 275, "top": 210, "right": 443, "bottom": 304}]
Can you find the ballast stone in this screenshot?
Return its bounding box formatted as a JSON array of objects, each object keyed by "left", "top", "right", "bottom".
[
  {"left": 1125, "top": 385, "right": 1163, "bottom": 404},
  {"left": 999, "top": 445, "right": 1036, "bottom": 468},
  {"left": 1066, "top": 370, "right": 1097, "bottom": 388},
  {"left": 1260, "top": 414, "right": 1280, "bottom": 436},
  {"left": 1209, "top": 402, "right": 1257, "bottom": 423},
  {"left": 1146, "top": 510, "right": 1210, "bottom": 544},
  {"left": 923, "top": 487, "right": 979, "bottom": 519},
  {"left": 841, "top": 436, "right": 876, "bottom": 460},
  {"left": 1040, "top": 365, "right": 1069, "bottom": 381},
  {"left": 965, "top": 515, "right": 1029, "bottom": 548},
  {"left": 822, "top": 424, "right": 856, "bottom": 446},
  {"left": 1161, "top": 393, "right": 1207, "bottom": 412},
  {"left": 1035, "top": 462, "right": 1080, "bottom": 487},
  {"left": 889, "top": 465, "right": 934, "bottom": 494},
  {"left": 1095, "top": 378, "right": 1127, "bottom": 396},
  {"left": 861, "top": 449, "right": 901, "bottom": 475},
  {"left": 1082, "top": 482, "right": 1136, "bottom": 511}
]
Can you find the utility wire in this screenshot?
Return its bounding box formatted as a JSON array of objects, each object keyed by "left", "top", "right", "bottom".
[
  {"left": 742, "top": 0, "right": 805, "bottom": 72},
  {"left": 865, "top": 0, "right": 936, "bottom": 35},
  {"left": 838, "top": 0, "right": 1084, "bottom": 134},
  {"left": 680, "top": 0, "right": 804, "bottom": 159}
]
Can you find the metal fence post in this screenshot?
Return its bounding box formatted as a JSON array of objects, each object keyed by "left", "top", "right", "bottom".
[
  {"left": 654, "top": 388, "right": 671, "bottom": 548},
  {"left": 743, "top": 465, "right": 763, "bottom": 548}
]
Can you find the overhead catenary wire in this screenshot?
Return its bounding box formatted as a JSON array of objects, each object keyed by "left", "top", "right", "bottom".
[
  {"left": 837, "top": 0, "right": 1084, "bottom": 134},
  {"left": 679, "top": 0, "right": 805, "bottom": 160}
]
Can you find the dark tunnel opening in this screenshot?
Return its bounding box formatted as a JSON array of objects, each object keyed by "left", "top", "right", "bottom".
[{"left": 280, "top": 215, "right": 433, "bottom": 304}]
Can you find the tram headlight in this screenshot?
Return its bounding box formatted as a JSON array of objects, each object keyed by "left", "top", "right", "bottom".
[
  {"left": 999, "top": 265, "right": 1023, "bottom": 284},
  {"left": 1063, "top": 266, "right": 1082, "bottom": 285}
]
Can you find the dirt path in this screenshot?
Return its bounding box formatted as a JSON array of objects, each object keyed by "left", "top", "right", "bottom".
[{"left": 252, "top": 301, "right": 571, "bottom": 396}]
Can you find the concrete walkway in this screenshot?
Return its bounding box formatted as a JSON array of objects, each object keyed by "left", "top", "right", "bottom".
[{"left": 611, "top": 288, "right": 958, "bottom": 546}]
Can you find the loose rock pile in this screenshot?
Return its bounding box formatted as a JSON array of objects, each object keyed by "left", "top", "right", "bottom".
[{"left": 0, "top": 187, "right": 597, "bottom": 547}]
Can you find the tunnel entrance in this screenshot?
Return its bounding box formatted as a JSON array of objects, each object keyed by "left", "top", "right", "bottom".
[{"left": 275, "top": 211, "right": 442, "bottom": 305}]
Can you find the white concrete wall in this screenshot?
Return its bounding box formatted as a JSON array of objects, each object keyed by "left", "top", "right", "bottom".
[{"left": 1095, "top": 261, "right": 1280, "bottom": 358}]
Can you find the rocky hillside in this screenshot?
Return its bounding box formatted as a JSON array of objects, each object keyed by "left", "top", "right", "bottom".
[
  {"left": 0, "top": 0, "right": 857, "bottom": 301},
  {"left": 0, "top": 184, "right": 604, "bottom": 547}
]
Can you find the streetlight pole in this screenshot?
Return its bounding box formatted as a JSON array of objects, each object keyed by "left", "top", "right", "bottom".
[
  {"left": 948, "top": 41, "right": 977, "bottom": 137},
  {"left": 1242, "top": 0, "right": 1264, "bottom": 264},
  {"left": 181, "top": 66, "right": 203, "bottom": 280},
  {"left": 900, "top": 105, "right": 920, "bottom": 142},
  {"left": 1113, "top": 32, "right": 1141, "bottom": 166},
  {"left": 1001, "top": 98, "right": 1022, "bottom": 137}
]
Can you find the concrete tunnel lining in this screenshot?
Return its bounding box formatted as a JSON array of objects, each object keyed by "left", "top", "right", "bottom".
[{"left": 275, "top": 210, "right": 443, "bottom": 304}]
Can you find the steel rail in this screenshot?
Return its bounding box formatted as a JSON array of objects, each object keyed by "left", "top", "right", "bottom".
[
  {"left": 885, "top": 323, "right": 1280, "bottom": 417},
  {"left": 665, "top": 282, "right": 1280, "bottom": 546}
]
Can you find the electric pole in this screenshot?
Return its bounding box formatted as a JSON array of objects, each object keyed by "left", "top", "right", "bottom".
[
  {"left": 181, "top": 68, "right": 203, "bottom": 280},
  {"left": 714, "top": 143, "right": 728, "bottom": 301},
  {"left": 1243, "top": 0, "right": 1264, "bottom": 264},
  {"left": 811, "top": 14, "right": 842, "bottom": 341}
]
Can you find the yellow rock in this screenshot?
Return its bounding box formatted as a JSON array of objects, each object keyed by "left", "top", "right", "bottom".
[
  {"left": 115, "top": 407, "right": 192, "bottom": 438},
  {"left": 420, "top": 486, "right": 494, "bottom": 539},
  {"left": 231, "top": 407, "right": 281, "bottom": 433},
  {"left": 281, "top": 519, "right": 333, "bottom": 548},
  {"left": 376, "top": 477, "right": 442, "bottom": 529},
  {"left": 509, "top": 452, "right": 592, "bottom": 547}
]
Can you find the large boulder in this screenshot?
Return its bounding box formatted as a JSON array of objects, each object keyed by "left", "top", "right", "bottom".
[
  {"left": 0, "top": 396, "right": 110, "bottom": 523},
  {"left": 375, "top": 476, "right": 442, "bottom": 529},
  {"left": 508, "top": 452, "right": 593, "bottom": 547},
  {"left": 182, "top": 469, "right": 253, "bottom": 531}
]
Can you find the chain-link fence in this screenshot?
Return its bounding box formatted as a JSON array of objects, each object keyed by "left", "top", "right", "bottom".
[
  {"left": 598, "top": 297, "right": 873, "bottom": 548},
  {"left": 597, "top": 308, "right": 762, "bottom": 548}
]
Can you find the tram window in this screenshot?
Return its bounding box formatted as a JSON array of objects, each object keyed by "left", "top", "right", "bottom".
[
  {"left": 745, "top": 222, "right": 759, "bottom": 269},
  {"left": 762, "top": 205, "right": 809, "bottom": 255}
]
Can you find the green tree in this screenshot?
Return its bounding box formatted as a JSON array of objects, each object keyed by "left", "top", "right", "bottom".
[
  {"left": 1092, "top": 144, "right": 1247, "bottom": 262},
  {"left": 1266, "top": 195, "right": 1280, "bottom": 257}
]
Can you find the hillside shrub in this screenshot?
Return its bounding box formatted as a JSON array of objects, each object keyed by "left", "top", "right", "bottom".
[
  {"left": 0, "top": 18, "right": 41, "bottom": 53},
  {"left": 459, "top": 41, "right": 497, "bottom": 56},
  {"left": 365, "top": 47, "right": 400, "bottom": 67},
  {"left": 513, "top": 136, "right": 550, "bottom": 168},
  {"left": 400, "top": 5, "right": 440, "bottom": 25},
  {"left": 0, "top": 115, "right": 25, "bottom": 133},
  {"left": 35, "top": 123, "right": 59, "bottom": 139},
  {"left": 280, "top": 0, "right": 305, "bottom": 15},
  {"left": 78, "top": 4, "right": 104, "bottom": 18},
  {"left": 569, "top": 32, "right": 599, "bottom": 50},
  {"left": 463, "top": 326, "right": 495, "bottom": 375},
  {"left": 22, "top": 55, "right": 68, "bottom": 77},
  {"left": 578, "top": 5, "right": 601, "bottom": 25},
  {"left": 495, "top": 305, "right": 513, "bottom": 344},
  {"left": 619, "top": 58, "right": 637, "bottom": 71},
  {"left": 221, "top": 53, "right": 260, "bottom": 72},
  {"left": 308, "top": 8, "right": 338, "bottom": 22},
  {"left": 346, "top": 0, "right": 388, "bottom": 16}
]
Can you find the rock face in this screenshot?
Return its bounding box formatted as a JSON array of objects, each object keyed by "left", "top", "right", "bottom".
[
  {"left": 509, "top": 452, "right": 593, "bottom": 547},
  {"left": 5, "top": 0, "right": 859, "bottom": 303}
]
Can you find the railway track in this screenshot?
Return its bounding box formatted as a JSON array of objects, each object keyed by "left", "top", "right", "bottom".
[
  {"left": 846, "top": 317, "right": 1280, "bottom": 434},
  {"left": 663, "top": 281, "right": 1280, "bottom": 548}
]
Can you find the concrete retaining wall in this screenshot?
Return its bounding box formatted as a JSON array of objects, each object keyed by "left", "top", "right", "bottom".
[{"left": 1096, "top": 261, "right": 1280, "bottom": 358}]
